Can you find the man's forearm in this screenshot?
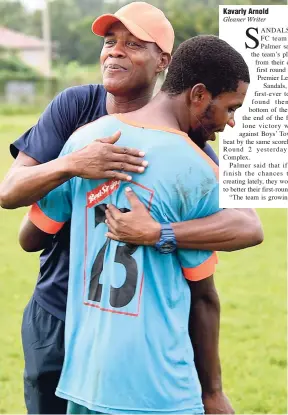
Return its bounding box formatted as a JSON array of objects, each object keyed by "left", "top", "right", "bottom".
[
  {"left": 0, "top": 157, "right": 72, "bottom": 209},
  {"left": 1, "top": 135, "right": 147, "bottom": 210},
  {"left": 172, "top": 208, "right": 264, "bottom": 251},
  {"left": 104, "top": 191, "right": 264, "bottom": 252},
  {"left": 188, "top": 277, "right": 234, "bottom": 414},
  {"left": 19, "top": 213, "right": 53, "bottom": 252},
  {"left": 189, "top": 280, "right": 222, "bottom": 395}
]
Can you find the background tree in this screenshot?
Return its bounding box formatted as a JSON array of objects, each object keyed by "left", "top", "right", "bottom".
[{"left": 0, "top": 0, "right": 287, "bottom": 65}]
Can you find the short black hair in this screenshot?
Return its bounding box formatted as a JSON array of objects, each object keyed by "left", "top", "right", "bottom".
[{"left": 161, "top": 35, "right": 250, "bottom": 97}]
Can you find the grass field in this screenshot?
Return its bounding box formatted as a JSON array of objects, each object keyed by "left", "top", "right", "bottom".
[{"left": 0, "top": 114, "right": 287, "bottom": 414}]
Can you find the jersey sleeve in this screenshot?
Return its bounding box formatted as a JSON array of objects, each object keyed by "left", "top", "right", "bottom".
[
  {"left": 177, "top": 184, "right": 221, "bottom": 281},
  {"left": 28, "top": 143, "right": 73, "bottom": 234},
  {"left": 179, "top": 251, "right": 218, "bottom": 281},
  {"left": 10, "top": 87, "right": 80, "bottom": 163}
]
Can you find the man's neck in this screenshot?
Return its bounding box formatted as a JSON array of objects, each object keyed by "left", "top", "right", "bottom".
[
  {"left": 106, "top": 90, "right": 153, "bottom": 115},
  {"left": 121, "top": 92, "right": 190, "bottom": 133}
]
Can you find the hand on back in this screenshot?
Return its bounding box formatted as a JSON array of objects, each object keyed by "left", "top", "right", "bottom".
[{"left": 67, "top": 131, "right": 148, "bottom": 181}]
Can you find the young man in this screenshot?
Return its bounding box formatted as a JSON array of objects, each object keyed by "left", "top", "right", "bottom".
[
  {"left": 20, "top": 35, "right": 250, "bottom": 414},
  {"left": 0, "top": 2, "right": 262, "bottom": 414}
]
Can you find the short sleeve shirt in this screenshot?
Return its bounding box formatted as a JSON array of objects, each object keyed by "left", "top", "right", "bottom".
[{"left": 29, "top": 115, "right": 220, "bottom": 413}]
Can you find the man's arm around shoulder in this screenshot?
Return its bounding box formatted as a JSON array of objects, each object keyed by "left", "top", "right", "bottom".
[
  {"left": 0, "top": 133, "right": 147, "bottom": 209},
  {"left": 104, "top": 189, "right": 264, "bottom": 252}
]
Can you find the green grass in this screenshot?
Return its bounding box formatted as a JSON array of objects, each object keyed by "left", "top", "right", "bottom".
[{"left": 0, "top": 115, "right": 287, "bottom": 414}]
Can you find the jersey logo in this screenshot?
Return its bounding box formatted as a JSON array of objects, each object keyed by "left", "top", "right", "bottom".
[{"left": 87, "top": 179, "right": 120, "bottom": 207}]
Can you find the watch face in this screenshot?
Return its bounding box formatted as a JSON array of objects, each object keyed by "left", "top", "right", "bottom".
[{"left": 159, "top": 241, "right": 176, "bottom": 254}]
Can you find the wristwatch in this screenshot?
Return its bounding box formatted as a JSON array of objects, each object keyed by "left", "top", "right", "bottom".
[{"left": 154, "top": 223, "right": 177, "bottom": 254}]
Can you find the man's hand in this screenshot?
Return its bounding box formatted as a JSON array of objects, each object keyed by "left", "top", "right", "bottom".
[
  {"left": 105, "top": 187, "right": 160, "bottom": 245},
  {"left": 67, "top": 131, "right": 148, "bottom": 181},
  {"left": 203, "top": 391, "right": 235, "bottom": 414}
]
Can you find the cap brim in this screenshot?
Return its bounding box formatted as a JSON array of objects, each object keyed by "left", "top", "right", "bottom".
[{"left": 92, "top": 14, "right": 155, "bottom": 44}]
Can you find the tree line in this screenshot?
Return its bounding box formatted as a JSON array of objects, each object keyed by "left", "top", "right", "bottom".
[{"left": 0, "top": 0, "right": 286, "bottom": 65}]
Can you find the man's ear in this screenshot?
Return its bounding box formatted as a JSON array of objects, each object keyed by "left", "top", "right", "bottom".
[
  {"left": 190, "top": 83, "right": 211, "bottom": 106},
  {"left": 156, "top": 52, "right": 171, "bottom": 74}
]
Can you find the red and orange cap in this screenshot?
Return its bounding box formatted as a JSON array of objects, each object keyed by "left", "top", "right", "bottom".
[{"left": 92, "top": 2, "right": 174, "bottom": 54}]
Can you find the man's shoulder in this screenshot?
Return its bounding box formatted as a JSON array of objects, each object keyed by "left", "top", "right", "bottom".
[
  {"left": 168, "top": 136, "right": 219, "bottom": 182},
  {"left": 57, "top": 84, "right": 106, "bottom": 106},
  {"left": 74, "top": 114, "right": 112, "bottom": 135},
  {"left": 188, "top": 142, "right": 219, "bottom": 180},
  {"left": 66, "top": 114, "right": 114, "bottom": 151},
  {"left": 152, "top": 132, "right": 218, "bottom": 180},
  {"left": 53, "top": 83, "right": 108, "bottom": 136}
]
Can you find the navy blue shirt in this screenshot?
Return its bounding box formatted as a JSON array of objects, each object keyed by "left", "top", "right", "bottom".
[{"left": 11, "top": 84, "right": 219, "bottom": 321}]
